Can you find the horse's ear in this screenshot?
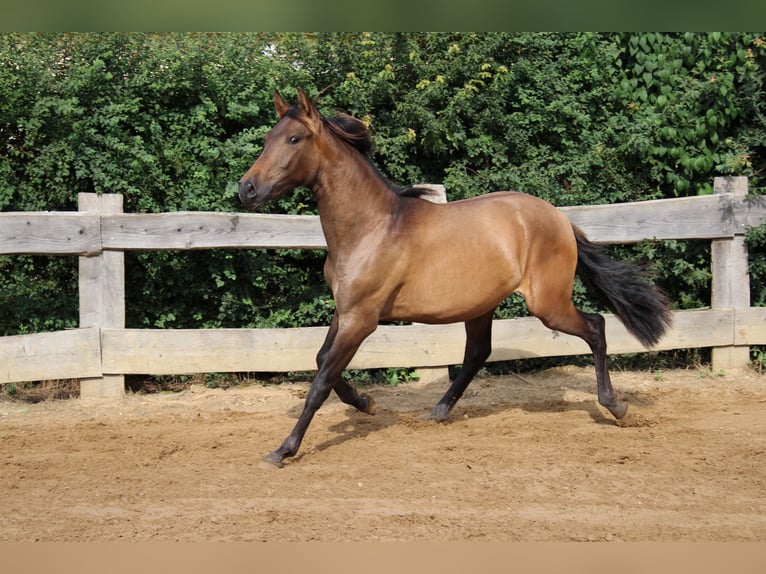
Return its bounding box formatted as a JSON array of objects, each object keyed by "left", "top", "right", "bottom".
[
  {"left": 296, "top": 87, "right": 321, "bottom": 130},
  {"left": 296, "top": 87, "right": 313, "bottom": 114},
  {"left": 273, "top": 90, "right": 290, "bottom": 118}
]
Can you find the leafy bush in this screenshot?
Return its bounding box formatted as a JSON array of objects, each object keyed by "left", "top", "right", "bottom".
[{"left": 1, "top": 32, "right": 764, "bottom": 369}]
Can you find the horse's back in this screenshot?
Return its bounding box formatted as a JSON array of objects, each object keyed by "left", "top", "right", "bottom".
[
  {"left": 426, "top": 191, "right": 575, "bottom": 252},
  {"left": 452, "top": 190, "right": 567, "bottom": 219}
]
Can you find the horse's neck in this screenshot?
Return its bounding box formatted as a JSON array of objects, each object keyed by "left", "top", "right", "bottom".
[{"left": 313, "top": 152, "right": 396, "bottom": 253}]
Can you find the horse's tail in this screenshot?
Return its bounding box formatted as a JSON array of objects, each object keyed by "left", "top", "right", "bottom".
[{"left": 573, "top": 224, "right": 672, "bottom": 348}]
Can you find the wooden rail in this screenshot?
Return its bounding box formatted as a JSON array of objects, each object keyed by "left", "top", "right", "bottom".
[
  {"left": 3, "top": 191, "right": 763, "bottom": 256},
  {"left": 1, "top": 176, "right": 764, "bottom": 398}
]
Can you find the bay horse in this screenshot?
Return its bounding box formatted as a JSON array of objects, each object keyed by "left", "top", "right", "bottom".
[{"left": 239, "top": 88, "right": 672, "bottom": 468}]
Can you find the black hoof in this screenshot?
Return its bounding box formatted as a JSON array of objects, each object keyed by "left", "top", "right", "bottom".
[
  {"left": 426, "top": 403, "right": 450, "bottom": 422},
  {"left": 361, "top": 393, "right": 377, "bottom": 415},
  {"left": 261, "top": 451, "right": 285, "bottom": 469},
  {"left": 607, "top": 401, "right": 629, "bottom": 420}
]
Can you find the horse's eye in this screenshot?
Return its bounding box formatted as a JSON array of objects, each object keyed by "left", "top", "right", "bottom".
[{"left": 288, "top": 136, "right": 301, "bottom": 144}]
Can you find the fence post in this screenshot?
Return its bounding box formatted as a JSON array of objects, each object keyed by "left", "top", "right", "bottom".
[
  {"left": 78, "top": 193, "right": 125, "bottom": 398},
  {"left": 711, "top": 176, "right": 751, "bottom": 370}
]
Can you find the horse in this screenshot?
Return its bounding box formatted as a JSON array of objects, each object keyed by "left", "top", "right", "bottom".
[{"left": 239, "top": 88, "right": 672, "bottom": 468}]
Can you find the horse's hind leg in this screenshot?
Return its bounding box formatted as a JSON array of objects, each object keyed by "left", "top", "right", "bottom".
[
  {"left": 530, "top": 298, "right": 628, "bottom": 420},
  {"left": 428, "top": 310, "right": 494, "bottom": 421},
  {"left": 334, "top": 379, "right": 376, "bottom": 415},
  {"left": 572, "top": 310, "right": 628, "bottom": 419}
]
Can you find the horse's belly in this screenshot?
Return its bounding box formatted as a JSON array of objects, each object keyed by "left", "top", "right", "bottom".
[{"left": 385, "top": 263, "right": 521, "bottom": 323}]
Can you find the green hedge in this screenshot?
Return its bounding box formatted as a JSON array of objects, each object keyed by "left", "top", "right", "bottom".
[{"left": 1, "top": 33, "right": 764, "bottom": 367}]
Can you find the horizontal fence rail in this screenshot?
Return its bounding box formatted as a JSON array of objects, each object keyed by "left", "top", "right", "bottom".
[
  {"left": 1, "top": 176, "right": 764, "bottom": 397},
  {"left": 2, "top": 193, "right": 765, "bottom": 256},
  {"left": 2, "top": 307, "right": 760, "bottom": 381}
]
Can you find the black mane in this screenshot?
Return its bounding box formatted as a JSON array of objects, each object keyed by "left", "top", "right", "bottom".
[
  {"left": 322, "top": 113, "right": 373, "bottom": 156},
  {"left": 313, "top": 108, "right": 435, "bottom": 201},
  {"left": 396, "top": 185, "right": 440, "bottom": 199}
]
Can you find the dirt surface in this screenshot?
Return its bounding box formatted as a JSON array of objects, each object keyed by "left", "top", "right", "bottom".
[{"left": 1, "top": 366, "right": 765, "bottom": 541}]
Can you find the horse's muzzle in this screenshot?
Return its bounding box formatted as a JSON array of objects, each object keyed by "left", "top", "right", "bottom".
[{"left": 238, "top": 179, "right": 268, "bottom": 211}]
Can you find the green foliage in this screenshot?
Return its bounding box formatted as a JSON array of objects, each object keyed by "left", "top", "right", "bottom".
[
  {"left": 339, "top": 366, "right": 415, "bottom": 387},
  {"left": 611, "top": 33, "right": 766, "bottom": 197},
  {"left": 1, "top": 33, "right": 327, "bottom": 333},
  {"left": 747, "top": 222, "right": 766, "bottom": 307},
  {"left": 302, "top": 33, "right": 653, "bottom": 206},
  {"left": 1, "top": 33, "right": 765, "bottom": 375},
  {"left": 0, "top": 255, "right": 78, "bottom": 335},
  {"left": 747, "top": 220, "right": 766, "bottom": 371}
]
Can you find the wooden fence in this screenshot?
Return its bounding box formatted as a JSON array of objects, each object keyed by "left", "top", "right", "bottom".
[{"left": 1, "top": 176, "right": 765, "bottom": 398}]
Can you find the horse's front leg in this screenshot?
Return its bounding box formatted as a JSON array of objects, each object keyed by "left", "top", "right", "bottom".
[
  {"left": 263, "top": 315, "right": 377, "bottom": 468},
  {"left": 318, "top": 312, "right": 376, "bottom": 415}
]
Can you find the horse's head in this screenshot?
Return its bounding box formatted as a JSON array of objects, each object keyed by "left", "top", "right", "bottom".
[{"left": 238, "top": 88, "right": 323, "bottom": 211}]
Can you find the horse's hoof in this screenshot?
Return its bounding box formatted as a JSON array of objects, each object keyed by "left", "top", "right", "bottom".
[
  {"left": 261, "top": 451, "right": 285, "bottom": 469},
  {"left": 362, "top": 393, "right": 377, "bottom": 415},
  {"left": 608, "top": 401, "right": 629, "bottom": 420},
  {"left": 426, "top": 404, "right": 450, "bottom": 422}
]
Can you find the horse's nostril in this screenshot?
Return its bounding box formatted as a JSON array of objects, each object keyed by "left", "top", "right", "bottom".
[{"left": 239, "top": 180, "right": 255, "bottom": 199}]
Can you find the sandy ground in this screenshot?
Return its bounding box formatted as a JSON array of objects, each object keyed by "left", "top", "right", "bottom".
[{"left": 1, "top": 365, "right": 765, "bottom": 542}]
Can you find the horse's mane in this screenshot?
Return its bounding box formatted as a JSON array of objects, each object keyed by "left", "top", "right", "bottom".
[
  {"left": 322, "top": 113, "right": 374, "bottom": 157},
  {"left": 316, "top": 109, "right": 434, "bottom": 200}
]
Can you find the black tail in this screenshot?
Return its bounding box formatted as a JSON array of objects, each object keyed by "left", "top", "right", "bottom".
[{"left": 573, "top": 225, "right": 672, "bottom": 348}]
